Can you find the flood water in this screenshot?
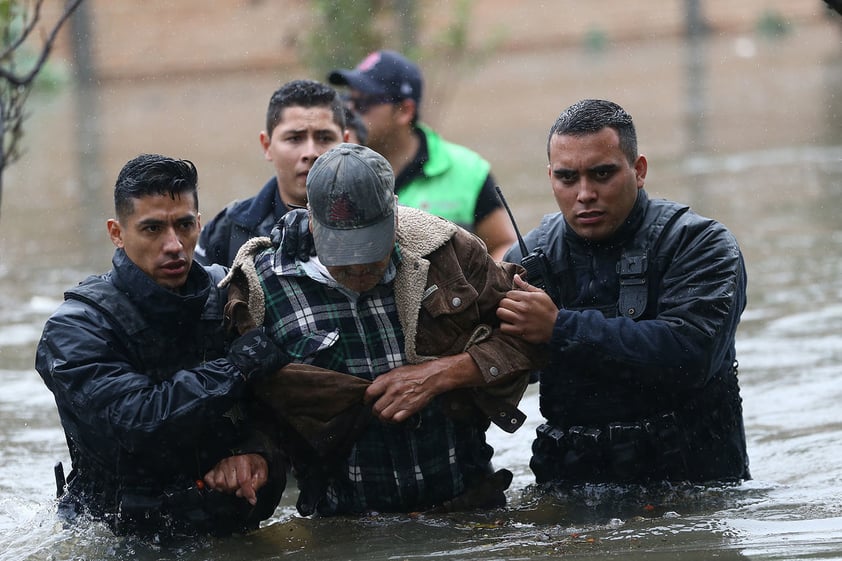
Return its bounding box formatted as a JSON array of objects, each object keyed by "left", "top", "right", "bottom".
[{"left": 1, "top": 17, "right": 842, "bottom": 561}]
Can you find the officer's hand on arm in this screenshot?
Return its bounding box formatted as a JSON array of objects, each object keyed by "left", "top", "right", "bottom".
[
  {"left": 496, "top": 273, "right": 558, "bottom": 344},
  {"left": 365, "top": 354, "right": 483, "bottom": 423},
  {"left": 270, "top": 208, "right": 316, "bottom": 262},
  {"left": 203, "top": 453, "right": 268, "bottom": 505},
  {"left": 227, "top": 327, "right": 290, "bottom": 380}
]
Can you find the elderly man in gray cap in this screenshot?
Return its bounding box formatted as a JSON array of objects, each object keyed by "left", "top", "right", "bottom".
[{"left": 225, "top": 143, "right": 543, "bottom": 516}]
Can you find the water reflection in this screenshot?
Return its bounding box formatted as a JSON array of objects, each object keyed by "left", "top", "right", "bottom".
[{"left": 1, "top": 17, "right": 842, "bottom": 561}]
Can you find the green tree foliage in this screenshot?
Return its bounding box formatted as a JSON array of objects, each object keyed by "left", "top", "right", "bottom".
[
  {"left": 304, "top": 0, "right": 387, "bottom": 77},
  {"left": 302, "top": 0, "right": 502, "bottom": 78},
  {"left": 300, "top": 0, "right": 504, "bottom": 124}
]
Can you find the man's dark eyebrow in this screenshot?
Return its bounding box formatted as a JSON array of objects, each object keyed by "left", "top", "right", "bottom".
[
  {"left": 136, "top": 217, "right": 165, "bottom": 228},
  {"left": 283, "top": 125, "right": 337, "bottom": 134},
  {"left": 301, "top": 127, "right": 341, "bottom": 136},
  {"left": 551, "top": 166, "right": 577, "bottom": 176},
  {"left": 589, "top": 163, "right": 619, "bottom": 174},
  {"left": 136, "top": 214, "right": 196, "bottom": 228}
]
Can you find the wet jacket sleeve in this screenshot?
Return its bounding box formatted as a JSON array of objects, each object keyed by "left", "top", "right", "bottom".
[
  {"left": 35, "top": 300, "right": 252, "bottom": 456},
  {"left": 428, "top": 228, "right": 546, "bottom": 384},
  {"left": 417, "top": 228, "right": 543, "bottom": 432},
  {"left": 550, "top": 215, "right": 746, "bottom": 390}
]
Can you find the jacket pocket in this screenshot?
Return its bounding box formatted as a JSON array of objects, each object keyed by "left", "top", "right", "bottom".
[
  {"left": 420, "top": 279, "right": 478, "bottom": 318},
  {"left": 417, "top": 279, "right": 481, "bottom": 356}
]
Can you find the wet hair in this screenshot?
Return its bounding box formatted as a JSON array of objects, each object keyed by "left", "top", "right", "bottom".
[
  {"left": 547, "top": 99, "right": 638, "bottom": 164},
  {"left": 343, "top": 105, "right": 368, "bottom": 145},
  {"left": 265, "top": 79, "right": 346, "bottom": 136},
  {"left": 114, "top": 154, "right": 198, "bottom": 220}
]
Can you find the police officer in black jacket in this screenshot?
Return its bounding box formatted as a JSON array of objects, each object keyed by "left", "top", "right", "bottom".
[
  {"left": 36, "top": 154, "right": 290, "bottom": 538},
  {"left": 195, "top": 79, "right": 348, "bottom": 268},
  {"left": 497, "top": 99, "right": 750, "bottom": 485}
]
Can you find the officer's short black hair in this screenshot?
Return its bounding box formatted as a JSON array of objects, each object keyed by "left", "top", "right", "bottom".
[
  {"left": 114, "top": 154, "right": 198, "bottom": 220},
  {"left": 265, "top": 79, "right": 345, "bottom": 137},
  {"left": 547, "top": 99, "right": 638, "bottom": 164}
]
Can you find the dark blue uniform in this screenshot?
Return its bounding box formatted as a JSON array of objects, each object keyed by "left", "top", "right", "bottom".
[
  {"left": 196, "top": 177, "right": 292, "bottom": 267},
  {"left": 36, "top": 249, "right": 283, "bottom": 536},
  {"left": 505, "top": 191, "right": 749, "bottom": 484}
]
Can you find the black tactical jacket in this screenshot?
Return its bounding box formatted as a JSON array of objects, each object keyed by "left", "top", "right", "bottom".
[
  {"left": 35, "top": 249, "right": 282, "bottom": 536},
  {"left": 195, "top": 177, "right": 291, "bottom": 267},
  {"left": 505, "top": 190, "right": 750, "bottom": 483}
]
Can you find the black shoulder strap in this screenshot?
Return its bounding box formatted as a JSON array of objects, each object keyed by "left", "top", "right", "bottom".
[
  {"left": 203, "top": 264, "right": 228, "bottom": 322},
  {"left": 65, "top": 275, "right": 149, "bottom": 336},
  {"left": 617, "top": 204, "right": 690, "bottom": 319}
]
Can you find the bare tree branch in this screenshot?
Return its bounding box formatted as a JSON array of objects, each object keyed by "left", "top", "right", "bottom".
[
  {"left": 0, "top": 0, "right": 83, "bottom": 86},
  {"left": 0, "top": 0, "right": 44, "bottom": 62},
  {"left": 0, "top": 0, "right": 86, "bottom": 222}
]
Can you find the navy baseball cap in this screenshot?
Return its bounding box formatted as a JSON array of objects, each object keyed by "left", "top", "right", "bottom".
[
  {"left": 328, "top": 50, "right": 423, "bottom": 104},
  {"left": 307, "top": 143, "right": 396, "bottom": 267}
]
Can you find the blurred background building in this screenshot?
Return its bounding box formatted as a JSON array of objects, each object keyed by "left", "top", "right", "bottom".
[{"left": 43, "top": 0, "right": 831, "bottom": 80}]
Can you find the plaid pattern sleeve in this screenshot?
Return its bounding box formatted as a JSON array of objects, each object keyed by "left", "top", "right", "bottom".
[{"left": 254, "top": 249, "right": 493, "bottom": 514}]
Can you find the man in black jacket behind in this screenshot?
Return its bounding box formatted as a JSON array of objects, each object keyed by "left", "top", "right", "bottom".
[
  {"left": 36, "top": 154, "right": 290, "bottom": 539},
  {"left": 195, "top": 79, "right": 348, "bottom": 267},
  {"left": 497, "top": 99, "right": 750, "bottom": 485}
]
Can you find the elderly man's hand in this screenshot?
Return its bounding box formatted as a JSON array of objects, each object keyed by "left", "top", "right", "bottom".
[
  {"left": 365, "top": 354, "right": 483, "bottom": 424},
  {"left": 365, "top": 362, "right": 440, "bottom": 424},
  {"left": 203, "top": 453, "right": 268, "bottom": 505}
]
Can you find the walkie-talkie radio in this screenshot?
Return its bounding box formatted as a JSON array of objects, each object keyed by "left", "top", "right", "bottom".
[{"left": 495, "top": 186, "right": 560, "bottom": 305}]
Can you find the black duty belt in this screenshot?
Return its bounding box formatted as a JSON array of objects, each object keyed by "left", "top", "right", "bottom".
[
  {"left": 532, "top": 412, "right": 689, "bottom": 482},
  {"left": 536, "top": 411, "right": 680, "bottom": 449}
]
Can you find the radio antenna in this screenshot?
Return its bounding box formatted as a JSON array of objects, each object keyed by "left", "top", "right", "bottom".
[{"left": 495, "top": 185, "right": 529, "bottom": 256}]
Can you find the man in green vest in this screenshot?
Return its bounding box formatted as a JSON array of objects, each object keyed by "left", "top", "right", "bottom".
[{"left": 328, "top": 50, "right": 516, "bottom": 261}]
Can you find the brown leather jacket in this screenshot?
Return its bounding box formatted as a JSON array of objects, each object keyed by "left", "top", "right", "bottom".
[
  {"left": 392, "top": 206, "right": 541, "bottom": 432},
  {"left": 222, "top": 207, "right": 544, "bottom": 452}
]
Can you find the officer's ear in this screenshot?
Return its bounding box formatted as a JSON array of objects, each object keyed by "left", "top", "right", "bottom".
[
  {"left": 107, "top": 218, "right": 124, "bottom": 248},
  {"left": 259, "top": 130, "right": 271, "bottom": 160},
  {"left": 634, "top": 154, "right": 648, "bottom": 188}
]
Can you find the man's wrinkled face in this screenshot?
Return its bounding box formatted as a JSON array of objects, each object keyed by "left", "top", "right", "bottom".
[
  {"left": 107, "top": 192, "right": 200, "bottom": 290},
  {"left": 326, "top": 251, "right": 393, "bottom": 293},
  {"left": 548, "top": 127, "right": 647, "bottom": 241},
  {"left": 260, "top": 105, "right": 346, "bottom": 208}
]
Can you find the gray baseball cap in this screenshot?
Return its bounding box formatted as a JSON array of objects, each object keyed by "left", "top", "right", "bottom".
[{"left": 307, "top": 143, "right": 396, "bottom": 267}]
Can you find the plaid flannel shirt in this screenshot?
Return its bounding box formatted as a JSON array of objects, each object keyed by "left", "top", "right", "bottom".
[{"left": 255, "top": 247, "right": 492, "bottom": 514}]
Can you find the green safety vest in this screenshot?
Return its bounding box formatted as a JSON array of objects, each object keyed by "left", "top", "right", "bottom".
[{"left": 397, "top": 124, "right": 490, "bottom": 231}]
